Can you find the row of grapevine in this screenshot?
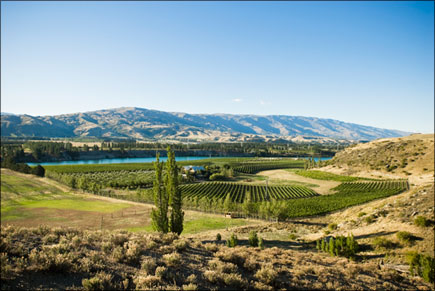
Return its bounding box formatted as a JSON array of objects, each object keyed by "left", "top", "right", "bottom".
[
  {"left": 46, "top": 170, "right": 155, "bottom": 189},
  {"left": 180, "top": 182, "right": 318, "bottom": 203},
  {"left": 335, "top": 180, "right": 409, "bottom": 192},
  {"left": 233, "top": 161, "right": 304, "bottom": 174}
]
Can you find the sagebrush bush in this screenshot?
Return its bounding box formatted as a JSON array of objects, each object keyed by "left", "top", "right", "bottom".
[
  {"left": 396, "top": 231, "right": 416, "bottom": 245},
  {"left": 406, "top": 252, "right": 435, "bottom": 283},
  {"left": 155, "top": 266, "right": 167, "bottom": 278},
  {"left": 204, "top": 270, "right": 219, "bottom": 283},
  {"left": 134, "top": 275, "right": 161, "bottom": 289},
  {"left": 186, "top": 274, "right": 197, "bottom": 284},
  {"left": 141, "top": 256, "right": 157, "bottom": 275},
  {"left": 110, "top": 233, "right": 129, "bottom": 247},
  {"left": 111, "top": 246, "right": 125, "bottom": 263},
  {"left": 174, "top": 239, "right": 188, "bottom": 252},
  {"left": 414, "top": 216, "right": 430, "bottom": 227},
  {"left": 163, "top": 252, "right": 181, "bottom": 267},
  {"left": 204, "top": 243, "right": 219, "bottom": 252},
  {"left": 216, "top": 248, "right": 245, "bottom": 266},
  {"left": 255, "top": 263, "right": 278, "bottom": 285},
  {"left": 124, "top": 241, "right": 142, "bottom": 264},
  {"left": 82, "top": 272, "right": 113, "bottom": 290},
  {"left": 328, "top": 223, "right": 337, "bottom": 230},
  {"left": 182, "top": 283, "right": 198, "bottom": 290},
  {"left": 372, "top": 237, "right": 396, "bottom": 250},
  {"left": 222, "top": 273, "right": 246, "bottom": 288},
  {"left": 208, "top": 258, "right": 238, "bottom": 274}
]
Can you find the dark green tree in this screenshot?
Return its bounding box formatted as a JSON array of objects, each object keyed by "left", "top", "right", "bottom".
[
  {"left": 166, "top": 146, "right": 184, "bottom": 235},
  {"left": 151, "top": 153, "right": 169, "bottom": 233}
]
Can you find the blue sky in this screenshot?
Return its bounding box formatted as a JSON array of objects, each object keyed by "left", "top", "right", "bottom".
[{"left": 1, "top": 1, "right": 433, "bottom": 133}]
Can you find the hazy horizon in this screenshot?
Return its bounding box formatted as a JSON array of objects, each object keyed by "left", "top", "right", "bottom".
[{"left": 1, "top": 1, "right": 434, "bottom": 133}]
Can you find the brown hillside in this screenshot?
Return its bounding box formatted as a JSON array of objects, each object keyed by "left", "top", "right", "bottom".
[{"left": 326, "top": 134, "right": 434, "bottom": 179}]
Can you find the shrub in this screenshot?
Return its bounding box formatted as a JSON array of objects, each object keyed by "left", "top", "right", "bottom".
[
  {"left": 288, "top": 233, "right": 298, "bottom": 240},
  {"left": 222, "top": 273, "right": 246, "bottom": 288},
  {"left": 182, "top": 283, "right": 198, "bottom": 291},
  {"left": 226, "top": 233, "right": 238, "bottom": 248},
  {"left": 358, "top": 212, "right": 366, "bottom": 218},
  {"left": 155, "top": 266, "right": 167, "bottom": 279},
  {"left": 204, "top": 270, "right": 219, "bottom": 283},
  {"left": 396, "top": 231, "right": 416, "bottom": 245},
  {"left": 0, "top": 253, "right": 12, "bottom": 279},
  {"left": 82, "top": 272, "right": 113, "bottom": 291},
  {"left": 208, "top": 258, "right": 237, "bottom": 274},
  {"left": 328, "top": 223, "right": 338, "bottom": 230},
  {"left": 216, "top": 233, "right": 222, "bottom": 241},
  {"left": 316, "top": 234, "right": 359, "bottom": 258},
  {"left": 216, "top": 248, "right": 245, "bottom": 266},
  {"left": 110, "top": 233, "right": 128, "bottom": 247},
  {"left": 174, "top": 239, "right": 188, "bottom": 252},
  {"left": 372, "top": 237, "right": 396, "bottom": 250},
  {"left": 364, "top": 215, "right": 375, "bottom": 224},
  {"left": 163, "top": 252, "right": 182, "bottom": 267},
  {"left": 248, "top": 231, "right": 259, "bottom": 247},
  {"left": 255, "top": 263, "right": 278, "bottom": 285},
  {"left": 258, "top": 237, "right": 265, "bottom": 250},
  {"left": 141, "top": 256, "right": 157, "bottom": 275},
  {"left": 204, "top": 243, "right": 219, "bottom": 252},
  {"left": 406, "top": 252, "right": 435, "bottom": 283},
  {"left": 414, "top": 216, "right": 430, "bottom": 227},
  {"left": 112, "top": 246, "right": 125, "bottom": 262},
  {"left": 134, "top": 275, "right": 161, "bottom": 289},
  {"left": 125, "top": 241, "right": 142, "bottom": 264},
  {"left": 186, "top": 274, "right": 197, "bottom": 284}
]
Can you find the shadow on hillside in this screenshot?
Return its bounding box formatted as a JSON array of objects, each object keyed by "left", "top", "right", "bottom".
[
  {"left": 202, "top": 239, "right": 313, "bottom": 250},
  {"left": 354, "top": 231, "right": 396, "bottom": 240},
  {"left": 287, "top": 220, "right": 328, "bottom": 227}
]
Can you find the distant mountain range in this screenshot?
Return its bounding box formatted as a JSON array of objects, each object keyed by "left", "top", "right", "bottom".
[{"left": 0, "top": 107, "right": 410, "bottom": 142}]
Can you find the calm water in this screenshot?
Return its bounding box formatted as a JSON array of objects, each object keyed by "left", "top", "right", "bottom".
[
  {"left": 27, "top": 156, "right": 216, "bottom": 166},
  {"left": 27, "top": 156, "right": 332, "bottom": 166}
]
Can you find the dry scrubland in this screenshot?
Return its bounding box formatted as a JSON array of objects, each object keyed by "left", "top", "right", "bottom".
[
  {"left": 1, "top": 225, "right": 432, "bottom": 290},
  {"left": 1, "top": 134, "right": 434, "bottom": 290}
]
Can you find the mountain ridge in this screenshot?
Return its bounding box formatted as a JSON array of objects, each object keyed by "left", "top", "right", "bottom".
[{"left": 1, "top": 107, "right": 411, "bottom": 142}]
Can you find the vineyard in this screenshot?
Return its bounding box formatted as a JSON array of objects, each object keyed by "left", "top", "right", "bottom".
[
  {"left": 232, "top": 160, "right": 305, "bottom": 174},
  {"left": 282, "top": 180, "right": 409, "bottom": 218},
  {"left": 335, "top": 180, "right": 409, "bottom": 192},
  {"left": 180, "top": 182, "right": 318, "bottom": 203},
  {"left": 46, "top": 170, "right": 155, "bottom": 189}
]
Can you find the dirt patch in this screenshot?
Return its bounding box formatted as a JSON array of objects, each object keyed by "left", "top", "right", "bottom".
[{"left": 257, "top": 169, "right": 340, "bottom": 195}]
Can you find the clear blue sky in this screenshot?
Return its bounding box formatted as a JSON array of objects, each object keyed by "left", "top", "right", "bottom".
[{"left": 1, "top": 1, "right": 433, "bottom": 133}]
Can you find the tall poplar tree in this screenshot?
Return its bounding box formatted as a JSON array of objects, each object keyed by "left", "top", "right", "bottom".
[
  {"left": 166, "top": 146, "right": 184, "bottom": 235},
  {"left": 151, "top": 153, "right": 169, "bottom": 233}
]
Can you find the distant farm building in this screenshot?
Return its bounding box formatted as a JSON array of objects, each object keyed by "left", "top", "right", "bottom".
[{"left": 182, "top": 166, "right": 205, "bottom": 174}]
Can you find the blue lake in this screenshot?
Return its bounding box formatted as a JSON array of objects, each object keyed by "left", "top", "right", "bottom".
[{"left": 27, "top": 156, "right": 331, "bottom": 166}]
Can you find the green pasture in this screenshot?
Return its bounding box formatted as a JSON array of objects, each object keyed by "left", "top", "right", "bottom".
[{"left": 128, "top": 215, "right": 249, "bottom": 235}]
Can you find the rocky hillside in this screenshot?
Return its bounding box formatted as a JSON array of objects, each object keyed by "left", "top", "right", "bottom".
[
  {"left": 326, "top": 134, "right": 434, "bottom": 177},
  {"left": 1, "top": 107, "right": 409, "bottom": 141}
]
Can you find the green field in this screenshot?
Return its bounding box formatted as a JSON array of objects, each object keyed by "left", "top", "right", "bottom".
[{"left": 128, "top": 216, "right": 249, "bottom": 235}]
